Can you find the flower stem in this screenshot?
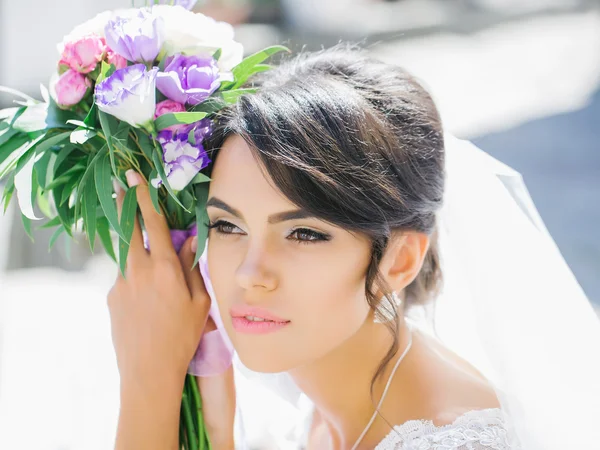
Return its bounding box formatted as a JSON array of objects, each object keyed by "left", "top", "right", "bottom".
[
  {"left": 189, "top": 375, "right": 209, "bottom": 450},
  {"left": 182, "top": 377, "right": 198, "bottom": 450}
]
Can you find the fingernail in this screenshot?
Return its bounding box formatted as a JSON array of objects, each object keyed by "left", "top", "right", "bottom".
[
  {"left": 191, "top": 236, "right": 198, "bottom": 253},
  {"left": 126, "top": 170, "right": 140, "bottom": 187},
  {"left": 112, "top": 179, "right": 122, "bottom": 194}
]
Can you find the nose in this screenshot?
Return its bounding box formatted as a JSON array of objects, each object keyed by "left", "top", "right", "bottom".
[{"left": 234, "top": 245, "right": 278, "bottom": 292}]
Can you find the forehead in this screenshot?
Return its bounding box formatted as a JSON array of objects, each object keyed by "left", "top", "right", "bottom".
[{"left": 208, "top": 135, "right": 292, "bottom": 208}]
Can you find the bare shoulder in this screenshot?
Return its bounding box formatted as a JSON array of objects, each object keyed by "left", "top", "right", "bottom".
[{"left": 413, "top": 330, "right": 502, "bottom": 427}]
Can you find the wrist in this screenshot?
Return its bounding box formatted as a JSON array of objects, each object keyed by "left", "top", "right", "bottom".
[
  {"left": 120, "top": 371, "right": 186, "bottom": 398},
  {"left": 209, "top": 437, "right": 236, "bottom": 450}
]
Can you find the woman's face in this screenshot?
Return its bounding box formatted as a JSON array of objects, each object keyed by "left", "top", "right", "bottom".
[{"left": 206, "top": 135, "right": 373, "bottom": 373}]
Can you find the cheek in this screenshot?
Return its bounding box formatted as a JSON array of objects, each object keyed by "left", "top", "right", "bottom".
[{"left": 293, "top": 260, "right": 370, "bottom": 353}]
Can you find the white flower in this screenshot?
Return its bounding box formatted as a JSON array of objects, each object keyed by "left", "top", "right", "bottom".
[
  {"left": 151, "top": 5, "right": 243, "bottom": 73},
  {"left": 57, "top": 9, "right": 135, "bottom": 53},
  {"left": 94, "top": 64, "right": 158, "bottom": 130}
]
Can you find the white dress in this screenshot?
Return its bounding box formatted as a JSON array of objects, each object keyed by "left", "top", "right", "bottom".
[{"left": 374, "top": 408, "right": 519, "bottom": 450}]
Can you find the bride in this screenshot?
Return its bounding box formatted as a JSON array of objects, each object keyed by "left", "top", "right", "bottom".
[{"left": 107, "top": 44, "right": 600, "bottom": 449}]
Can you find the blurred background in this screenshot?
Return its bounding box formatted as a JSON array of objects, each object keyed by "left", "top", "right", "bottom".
[{"left": 0, "top": 0, "right": 599, "bottom": 449}]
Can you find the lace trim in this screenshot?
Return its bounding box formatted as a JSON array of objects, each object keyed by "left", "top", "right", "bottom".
[{"left": 375, "top": 408, "right": 517, "bottom": 450}]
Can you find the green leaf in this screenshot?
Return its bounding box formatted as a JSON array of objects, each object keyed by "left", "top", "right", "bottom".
[
  {"left": 30, "top": 167, "right": 39, "bottom": 215},
  {"left": 221, "top": 64, "right": 271, "bottom": 91},
  {"left": 97, "top": 61, "right": 116, "bottom": 84},
  {"left": 2, "top": 173, "right": 15, "bottom": 213},
  {"left": 10, "top": 100, "right": 77, "bottom": 133},
  {"left": 0, "top": 134, "right": 29, "bottom": 168},
  {"left": 36, "top": 189, "right": 53, "bottom": 218},
  {"left": 111, "top": 122, "right": 135, "bottom": 160},
  {"left": 220, "top": 88, "right": 258, "bottom": 105},
  {"left": 0, "top": 126, "right": 18, "bottom": 148},
  {"left": 52, "top": 145, "right": 78, "bottom": 177},
  {"left": 0, "top": 106, "right": 25, "bottom": 126},
  {"left": 190, "top": 172, "right": 211, "bottom": 184},
  {"left": 34, "top": 150, "right": 53, "bottom": 188},
  {"left": 212, "top": 48, "right": 222, "bottom": 61},
  {"left": 187, "top": 127, "right": 196, "bottom": 146},
  {"left": 45, "top": 165, "right": 85, "bottom": 190},
  {"left": 70, "top": 128, "right": 97, "bottom": 145},
  {"left": 221, "top": 45, "right": 289, "bottom": 90},
  {"left": 148, "top": 169, "right": 161, "bottom": 216},
  {"left": 21, "top": 214, "right": 34, "bottom": 242},
  {"left": 82, "top": 169, "right": 98, "bottom": 252},
  {"left": 97, "top": 216, "right": 116, "bottom": 262},
  {"left": 13, "top": 134, "right": 48, "bottom": 220},
  {"left": 74, "top": 147, "right": 105, "bottom": 213},
  {"left": 31, "top": 131, "right": 71, "bottom": 156},
  {"left": 133, "top": 129, "right": 155, "bottom": 161},
  {"left": 65, "top": 120, "right": 91, "bottom": 129},
  {"left": 193, "top": 183, "right": 209, "bottom": 268},
  {"left": 151, "top": 140, "right": 189, "bottom": 212},
  {"left": 95, "top": 152, "right": 125, "bottom": 240},
  {"left": 180, "top": 189, "right": 195, "bottom": 213},
  {"left": 59, "top": 175, "right": 79, "bottom": 206},
  {"left": 14, "top": 133, "right": 47, "bottom": 174},
  {"left": 190, "top": 97, "right": 226, "bottom": 115},
  {"left": 40, "top": 215, "right": 61, "bottom": 229},
  {"left": 53, "top": 183, "right": 74, "bottom": 236},
  {"left": 98, "top": 111, "right": 119, "bottom": 176},
  {"left": 154, "top": 112, "right": 208, "bottom": 131},
  {"left": 48, "top": 226, "right": 64, "bottom": 252},
  {"left": 118, "top": 186, "right": 138, "bottom": 277},
  {"left": 83, "top": 102, "right": 98, "bottom": 128}
]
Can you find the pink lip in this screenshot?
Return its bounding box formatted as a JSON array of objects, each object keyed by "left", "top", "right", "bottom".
[{"left": 229, "top": 305, "right": 290, "bottom": 335}]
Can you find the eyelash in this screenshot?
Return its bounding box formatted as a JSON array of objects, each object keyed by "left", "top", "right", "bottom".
[{"left": 205, "top": 220, "right": 331, "bottom": 245}]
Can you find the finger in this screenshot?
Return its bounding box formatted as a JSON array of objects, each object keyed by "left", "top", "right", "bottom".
[
  {"left": 179, "top": 236, "right": 209, "bottom": 308},
  {"left": 126, "top": 170, "right": 174, "bottom": 259},
  {"left": 115, "top": 177, "right": 145, "bottom": 267}
]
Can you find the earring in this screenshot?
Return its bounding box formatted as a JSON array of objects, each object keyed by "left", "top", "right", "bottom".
[{"left": 374, "top": 291, "right": 402, "bottom": 323}]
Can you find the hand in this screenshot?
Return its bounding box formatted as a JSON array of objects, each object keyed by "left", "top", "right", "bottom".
[{"left": 108, "top": 170, "right": 210, "bottom": 389}]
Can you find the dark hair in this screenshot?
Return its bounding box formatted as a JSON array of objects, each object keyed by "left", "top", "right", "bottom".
[{"left": 204, "top": 43, "right": 445, "bottom": 397}]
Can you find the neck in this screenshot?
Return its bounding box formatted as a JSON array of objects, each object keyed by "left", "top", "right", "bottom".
[{"left": 288, "top": 313, "right": 411, "bottom": 448}]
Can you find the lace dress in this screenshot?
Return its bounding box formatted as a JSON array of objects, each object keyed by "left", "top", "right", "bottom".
[{"left": 375, "top": 408, "right": 520, "bottom": 450}]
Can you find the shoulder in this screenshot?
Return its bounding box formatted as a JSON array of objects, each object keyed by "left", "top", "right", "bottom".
[{"left": 411, "top": 330, "right": 502, "bottom": 426}]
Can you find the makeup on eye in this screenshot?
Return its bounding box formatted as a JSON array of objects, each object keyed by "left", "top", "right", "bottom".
[{"left": 205, "top": 219, "right": 332, "bottom": 244}]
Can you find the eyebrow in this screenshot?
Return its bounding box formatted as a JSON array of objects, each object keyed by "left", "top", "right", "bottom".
[{"left": 206, "top": 197, "right": 316, "bottom": 224}]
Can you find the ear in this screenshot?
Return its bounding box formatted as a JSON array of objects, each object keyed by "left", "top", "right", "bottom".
[{"left": 381, "top": 231, "right": 430, "bottom": 292}]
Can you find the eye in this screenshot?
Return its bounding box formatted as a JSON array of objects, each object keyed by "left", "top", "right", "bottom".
[
  {"left": 288, "top": 228, "right": 331, "bottom": 244},
  {"left": 206, "top": 220, "right": 244, "bottom": 235}
]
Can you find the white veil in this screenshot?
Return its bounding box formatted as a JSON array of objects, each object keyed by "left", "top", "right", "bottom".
[{"left": 221, "top": 133, "right": 600, "bottom": 448}]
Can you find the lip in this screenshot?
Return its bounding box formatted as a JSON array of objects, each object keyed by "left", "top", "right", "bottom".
[{"left": 229, "top": 305, "right": 290, "bottom": 335}]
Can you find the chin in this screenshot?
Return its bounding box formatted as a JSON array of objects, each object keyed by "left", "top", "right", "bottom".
[{"left": 235, "top": 346, "right": 296, "bottom": 373}]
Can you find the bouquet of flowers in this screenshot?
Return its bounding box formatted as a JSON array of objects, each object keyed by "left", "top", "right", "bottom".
[{"left": 0, "top": 1, "right": 287, "bottom": 448}]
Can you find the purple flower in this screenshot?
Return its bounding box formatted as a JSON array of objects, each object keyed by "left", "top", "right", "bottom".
[
  {"left": 151, "top": 119, "right": 212, "bottom": 191},
  {"left": 156, "top": 54, "right": 220, "bottom": 105},
  {"left": 104, "top": 9, "right": 164, "bottom": 63},
  {"left": 94, "top": 64, "right": 158, "bottom": 130},
  {"left": 157, "top": 0, "right": 198, "bottom": 10}
]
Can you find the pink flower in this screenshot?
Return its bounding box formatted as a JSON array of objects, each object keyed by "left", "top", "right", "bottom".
[
  {"left": 60, "top": 34, "right": 106, "bottom": 74},
  {"left": 55, "top": 69, "right": 92, "bottom": 108},
  {"left": 106, "top": 48, "right": 128, "bottom": 69},
  {"left": 154, "top": 99, "right": 186, "bottom": 131}
]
